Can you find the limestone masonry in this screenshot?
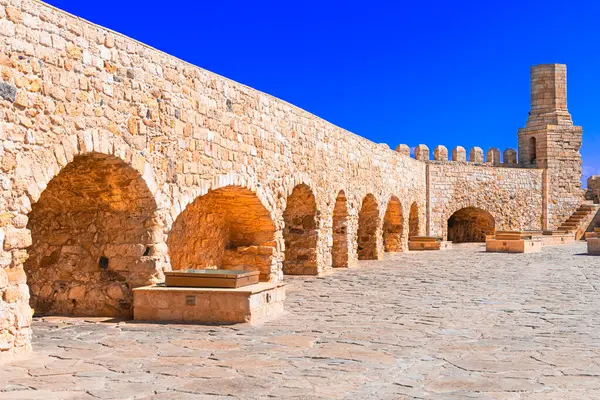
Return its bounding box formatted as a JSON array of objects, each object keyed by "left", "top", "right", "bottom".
[{"left": 0, "top": 0, "right": 592, "bottom": 356}]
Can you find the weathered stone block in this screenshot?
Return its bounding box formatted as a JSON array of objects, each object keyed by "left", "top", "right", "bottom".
[
  {"left": 433, "top": 145, "right": 448, "bottom": 161},
  {"left": 414, "top": 144, "right": 429, "bottom": 161},
  {"left": 5, "top": 7, "right": 22, "bottom": 23},
  {"left": 487, "top": 148, "right": 501, "bottom": 165},
  {"left": 0, "top": 213, "right": 14, "bottom": 227},
  {"left": 452, "top": 146, "right": 466, "bottom": 162},
  {"left": 0, "top": 82, "right": 17, "bottom": 103},
  {"left": 503, "top": 148, "right": 517, "bottom": 165},
  {"left": 588, "top": 238, "right": 600, "bottom": 255},
  {"left": 3, "top": 285, "right": 24, "bottom": 303},
  {"left": 408, "top": 237, "right": 451, "bottom": 251},
  {"left": 469, "top": 147, "right": 484, "bottom": 163},
  {"left": 486, "top": 238, "right": 542, "bottom": 253},
  {"left": 133, "top": 282, "right": 286, "bottom": 324},
  {"left": 395, "top": 144, "right": 410, "bottom": 157},
  {"left": 5, "top": 266, "right": 26, "bottom": 284},
  {"left": 2, "top": 228, "right": 32, "bottom": 251}
]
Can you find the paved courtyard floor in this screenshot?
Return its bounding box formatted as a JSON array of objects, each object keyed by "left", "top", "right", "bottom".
[{"left": 2, "top": 243, "right": 600, "bottom": 399}]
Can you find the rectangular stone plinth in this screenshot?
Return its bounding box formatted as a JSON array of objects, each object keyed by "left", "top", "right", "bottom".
[
  {"left": 540, "top": 232, "right": 575, "bottom": 245},
  {"left": 588, "top": 238, "right": 600, "bottom": 255},
  {"left": 486, "top": 239, "right": 542, "bottom": 253},
  {"left": 408, "top": 237, "right": 451, "bottom": 251},
  {"left": 133, "top": 282, "right": 285, "bottom": 324}
]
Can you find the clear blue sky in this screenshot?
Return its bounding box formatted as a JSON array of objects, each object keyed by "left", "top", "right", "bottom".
[{"left": 46, "top": 0, "right": 600, "bottom": 184}]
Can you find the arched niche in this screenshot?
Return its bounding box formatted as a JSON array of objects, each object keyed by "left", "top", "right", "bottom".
[
  {"left": 167, "top": 186, "right": 278, "bottom": 281},
  {"left": 447, "top": 207, "right": 495, "bottom": 243},
  {"left": 357, "top": 194, "right": 380, "bottom": 260},
  {"left": 282, "top": 184, "right": 318, "bottom": 275},
  {"left": 25, "top": 153, "right": 159, "bottom": 318},
  {"left": 383, "top": 196, "right": 403, "bottom": 252},
  {"left": 332, "top": 190, "right": 349, "bottom": 268}
]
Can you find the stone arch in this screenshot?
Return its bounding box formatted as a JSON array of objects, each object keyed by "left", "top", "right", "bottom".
[
  {"left": 167, "top": 186, "right": 279, "bottom": 282},
  {"left": 169, "top": 173, "right": 280, "bottom": 231},
  {"left": 409, "top": 202, "right": 420, "bottom": 237},
  {"left": 383, "top": 196, "right": 404, "bottom": 252},
  {"left": 283, "top": 184, "right": 318, "bottom": 275},
  {"left": 528, "top": 136, "right": 537, "bottom": 164},
  {"left": 357, "top": 194, "right": 380, "bottom": 260},
  {"left": 25, "top": 153, "right": 160, "bottom": 318},
  {"left": 447, "top": 207, "right": 495, "bottom": 243},
  {"left": 439, "top": 199, "right": 504, "bottom": 239},
  {"left": 332, "top": 190, "right": 350, "bottom": 268}
]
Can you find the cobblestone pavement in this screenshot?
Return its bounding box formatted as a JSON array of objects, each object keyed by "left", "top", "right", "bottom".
[{"left": 2, "top": 243, "right": 600, "bottom": 399}]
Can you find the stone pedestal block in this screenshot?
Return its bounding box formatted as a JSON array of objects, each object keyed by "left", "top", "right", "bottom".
[
  {"left": 133, "top": 282, "right": 286, "bottom": 324},
  {"left": 408, "top": 237, "right": 451, "bottom": 251},
  {"left": 486, "top": 239, "right": 542, "bottom": 253},
  {"left": 539, "top": 231, "right": 575, "bottom": 245},
  {"left": 588, "top": 238, "right": 600, "bottom": 255}
]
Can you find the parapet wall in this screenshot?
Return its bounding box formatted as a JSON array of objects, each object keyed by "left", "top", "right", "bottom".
[{"left": 396, "top": 143, "right": 518, "bottom": 166}]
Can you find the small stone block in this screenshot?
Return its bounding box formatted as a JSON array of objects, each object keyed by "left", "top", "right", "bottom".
[
  {"left": 486, "top": 239, "right": 542, "bottom": 253},
  {"left": 409, "top": 236, "right": 451, "bottom": 251},
  {"left": 133, "top": 282, "right": 286, "bottom": 324},
  {"left": 588, "top": 238, "right": 600, "bottom": 255}
]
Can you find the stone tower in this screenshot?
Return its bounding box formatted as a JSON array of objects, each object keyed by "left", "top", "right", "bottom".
[{"left": 518, "top": 64, "right": 583, "bottom": 230}]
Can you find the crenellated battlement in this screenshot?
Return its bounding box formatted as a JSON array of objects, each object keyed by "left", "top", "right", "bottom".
[{"left": 395, "top": 144, "right": 518, "bottom": 167}]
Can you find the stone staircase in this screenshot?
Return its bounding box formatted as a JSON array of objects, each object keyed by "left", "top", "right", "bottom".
[{"left": 557, "top": 202, "right": 600, "bottom": 240}]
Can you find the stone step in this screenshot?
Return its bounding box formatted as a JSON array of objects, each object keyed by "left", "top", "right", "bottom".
[
  {"left": 557, "top": 228, "right": 574, "bottom": 233},
  {"left": 562, "top": 220, "right": 579, "bottom": 225},
  {"left": 557, "top": 203, "right": 600, "bottom": 241}
]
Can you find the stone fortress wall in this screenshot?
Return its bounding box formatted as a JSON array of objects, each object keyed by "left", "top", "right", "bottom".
[{"left": 0, "top": 0, "right": 585, "bottom": 356}]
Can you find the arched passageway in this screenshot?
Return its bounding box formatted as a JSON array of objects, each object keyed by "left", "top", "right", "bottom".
[
  {"left": 357, "top": 194, "right": 380, "bottom": 260},
  {"left": 409, "top": 202, "right": 420, "bottom": 237},
  {"left": 331, "top": 191, "right": 349, "bottom": 268},
  {"left": 168, "top": 186, "right": 278, "bottom": 281},
  {"left": 447, "top": 207, "right": 495, "bottom": 243},
  {"left": 283, "top": 184, "right": 318, "bottom": 275},
  {"left": 383, "top": 196, "right": 403, "bottom": 252},
  {"left": 25, "top": 153, "right": 159, "bottom": 318}
]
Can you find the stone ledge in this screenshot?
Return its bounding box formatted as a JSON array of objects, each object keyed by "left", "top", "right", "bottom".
[{"left": 133, "top": 282, "right": 286, "bottom": 324}]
